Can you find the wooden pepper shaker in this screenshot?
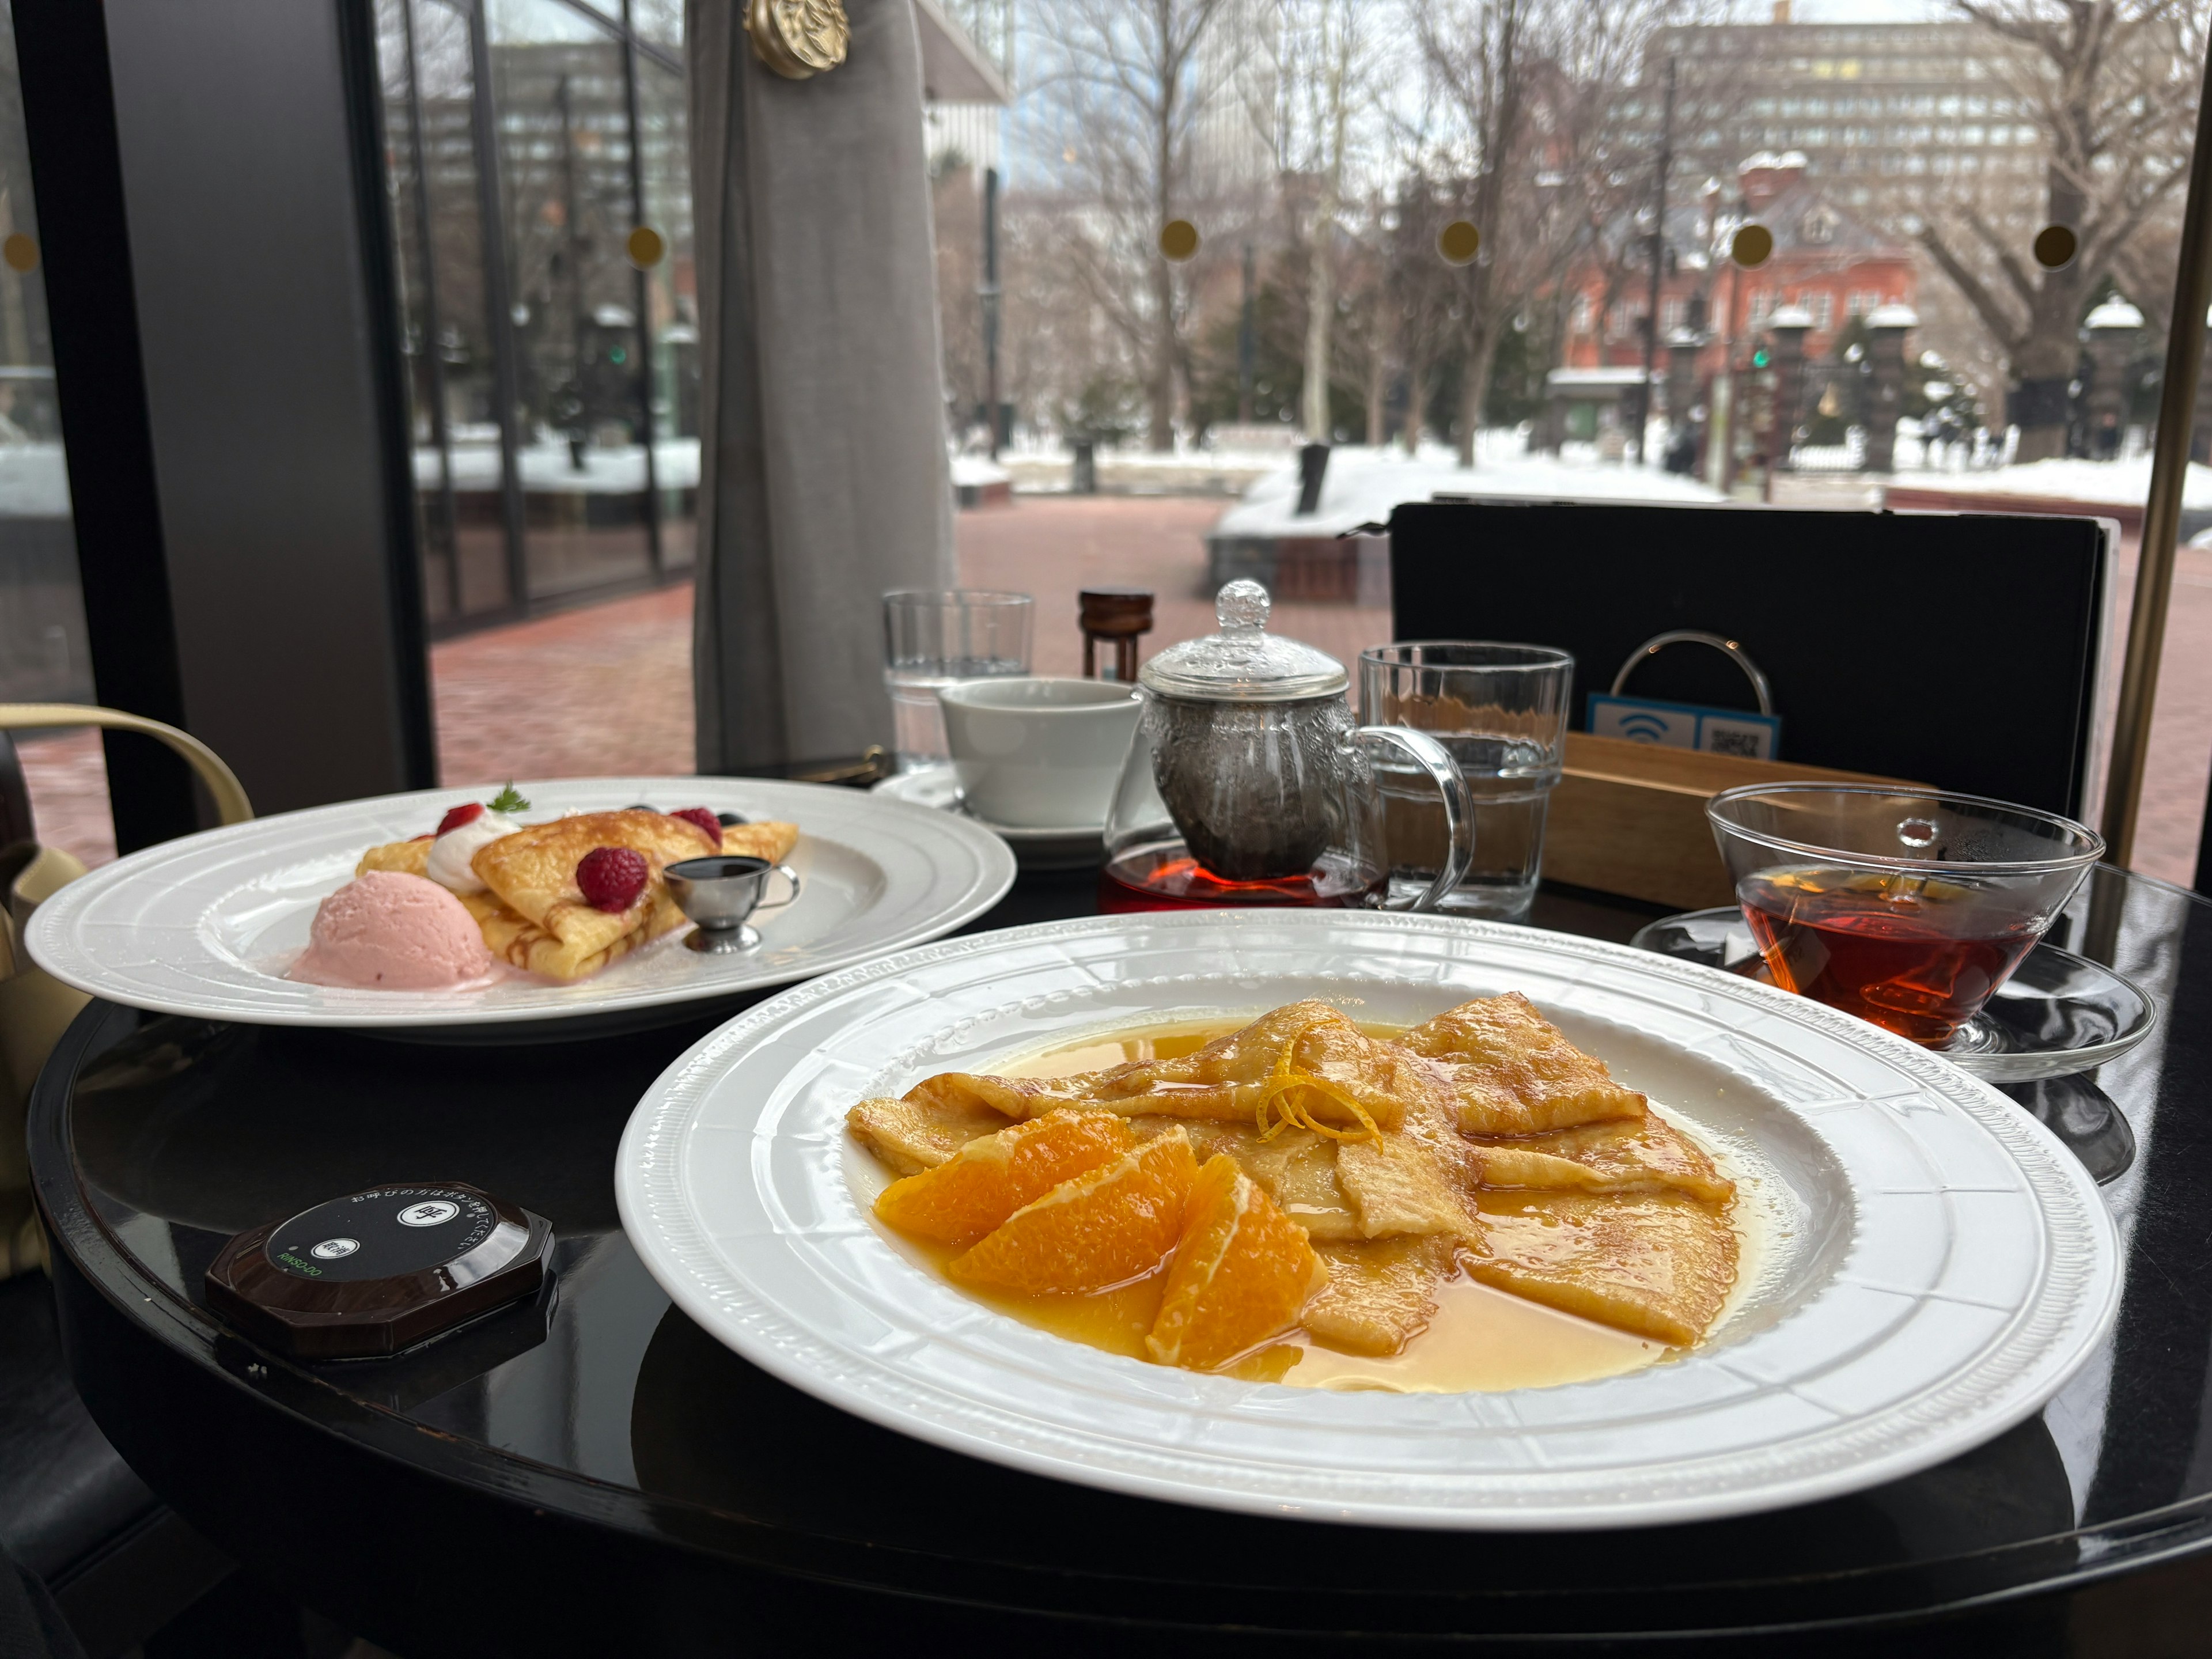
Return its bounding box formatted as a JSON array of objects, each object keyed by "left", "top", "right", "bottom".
[{"left": 1080, "top": 588, "right": 1153, "bottom": 683}]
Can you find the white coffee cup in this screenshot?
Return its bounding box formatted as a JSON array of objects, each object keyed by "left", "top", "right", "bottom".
[{"left": 937, "top": 677, "right": 1142, "bottom": 830}]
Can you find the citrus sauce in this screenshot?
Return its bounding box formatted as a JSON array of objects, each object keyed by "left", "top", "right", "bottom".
[{"left": 859, "top": 1019, "right": 1749, "bottom": 1394}]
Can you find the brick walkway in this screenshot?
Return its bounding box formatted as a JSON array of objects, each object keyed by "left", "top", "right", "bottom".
[{"left": 17, "top": 494, "right": 2212, "bottom": 888}]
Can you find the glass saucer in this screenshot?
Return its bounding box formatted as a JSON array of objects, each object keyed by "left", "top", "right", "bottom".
[{"left": 1631, "top": 907, "right": 2157, "bottom": 1084}]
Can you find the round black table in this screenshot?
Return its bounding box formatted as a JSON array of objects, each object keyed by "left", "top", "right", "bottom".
[{"left": 29, "top": 868, "right": 2212, "bottom": 1656}]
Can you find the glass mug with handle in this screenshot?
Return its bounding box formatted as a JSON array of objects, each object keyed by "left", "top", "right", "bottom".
[
  {"left": 1359, "top": 642, "right": 1575, "bottom": 922},
  {"left": 1101, "top": 581, "right": 1475, "bottom": 910}
]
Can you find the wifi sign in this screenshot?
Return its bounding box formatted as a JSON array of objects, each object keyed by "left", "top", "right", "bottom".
[
  {"left": 1586, "top": 694, "right": 1782, "bottom": 760},
  {"left": 1588, "top": 697, "right": 1698, "bottom": 749}
]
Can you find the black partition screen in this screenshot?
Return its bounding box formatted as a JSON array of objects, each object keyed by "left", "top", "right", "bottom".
[{"left": 1387, "top": 501, "right": 2111, "bottom": 817}]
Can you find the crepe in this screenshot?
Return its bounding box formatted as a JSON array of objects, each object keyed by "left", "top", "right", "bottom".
[
  {"left": 1466, "top": 1112, "right": 1735, "bottom": 1205},
  {"left": 865, "top": 997, "right": 1738, "bottom": 1355},
  {"left": 1399, "top": 993, "right": 1648, "bottom": 1136},
  {"left": 847, "top": 1093, "right": 1009, "bottom": 1175},
  {"left": 1302, "top": 1236, "right": 1455, "bottom": 1355},
  {"left": 352, "top": 812, "right": 802, "bottom": 981},
  {"left": 472, "top": 808, "right": 714, "bottom": 923},
  {"left": 1466, "top": 1190, "right": 1737, "bottom": 1347},
  {"left": 721, "top": 821, "right": 801, "bottom": 864},
  {"left": 1146, "top": 1119, "right": 1366, "bottom": 1241},
  {"left": 357, "top": 838, "right": 433, "bottom": 877},
  {"left": 904, "top": 1002, "right": 1436, "bottom": 1134}
]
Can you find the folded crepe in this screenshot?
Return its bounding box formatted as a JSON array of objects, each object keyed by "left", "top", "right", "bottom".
[
  {"left": 903, "top": 1002, "right": 1436, "bottom": 1134},
  {"left": 354, "top": 811, "right": 801, "bottom": 980}
]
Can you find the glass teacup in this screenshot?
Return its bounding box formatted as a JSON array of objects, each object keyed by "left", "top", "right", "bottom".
[{"left": 1705, "top": 784, "right": 2104, "bottom": 1049}]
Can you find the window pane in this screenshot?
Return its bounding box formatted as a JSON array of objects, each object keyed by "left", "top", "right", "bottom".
[
  {"left": 950, "top": 2, "right": 2212, "bottom": 877},
  {"left": 380, "top": 0, "right": 516, "bottom": 622},
  {"left": 0, "top": 0, "right": 109, "bottom": 863},
  {"left": 631, "top": 0, "right": 682, "bottom": 53},
  {"left": 638, "top": 53, "right": 695, "bottom": 571},
  {"left": 487, "top": 0, "right": 654, "bottom": 601}
]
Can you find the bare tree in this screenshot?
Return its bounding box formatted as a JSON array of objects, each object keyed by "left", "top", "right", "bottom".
[
  {"left": 1029, "top": 0, "right": 1234, "bottom": 450},
  {"left": 1260, "top": 0, "right": 1391, "bottom": 441},
  {"left": 1379, "top": 170, "right": 1460, "bottom": 449},
  {"left": 931, "top": 157, "right": 986, "bottom": 440},
  {"left": 1413, "top": 0, "right": 1684, "bottom": 464},
  {"left": 1920, "top": 0, "right": 2206, "bottom": 462}
]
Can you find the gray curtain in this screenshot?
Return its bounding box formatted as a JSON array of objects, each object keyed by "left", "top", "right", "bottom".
[{"left": 687, "top": 0, "right": 957, "bottom": 771}]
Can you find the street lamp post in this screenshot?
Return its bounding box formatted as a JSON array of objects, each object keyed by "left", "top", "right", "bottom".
[
  {"left": 1665, "top": 326, "right": 1702, "bottom": 472},
  {"left": 980, "top": 166, "right": 1002, "bottom": 458},
  {"left": 2082, "top": 295, "right": 2144, "bottom": 461},
  {"left": 1863, "top": 302, "right": 1917, "bottom": 474},
  {"left": 1764, "top": 304, "right": 1814, "bottom": 484}
]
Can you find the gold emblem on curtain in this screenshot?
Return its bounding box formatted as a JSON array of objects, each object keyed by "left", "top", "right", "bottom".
[{"left": 745, "top": 0, "right": 850, "bottom": 78}]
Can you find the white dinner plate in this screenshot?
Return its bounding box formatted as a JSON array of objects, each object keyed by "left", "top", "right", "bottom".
[
  {"left": 616, "top": 910, "right": 2119, "bottom": 1531},
  {"left": 28, "top": 778, "right": 1015, "bottom": 1032}
]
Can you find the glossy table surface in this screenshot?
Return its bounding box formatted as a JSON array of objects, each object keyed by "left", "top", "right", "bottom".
[{"left": 29, "top": 866, "right": 2212, "bottom": 1654}]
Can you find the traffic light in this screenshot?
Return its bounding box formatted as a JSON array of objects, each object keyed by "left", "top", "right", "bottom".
[{"left": 1751, "top": 346, "right": 1771, "bottom": 368}]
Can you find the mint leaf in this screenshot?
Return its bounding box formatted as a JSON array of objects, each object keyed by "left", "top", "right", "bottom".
[{"left": 488, "top": 782, "right": 530, "bottom": 813}]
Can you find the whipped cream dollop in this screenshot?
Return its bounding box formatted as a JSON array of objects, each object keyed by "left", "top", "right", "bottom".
[{"left": 425, "top": 810, "right": 521, "bottom": 894}]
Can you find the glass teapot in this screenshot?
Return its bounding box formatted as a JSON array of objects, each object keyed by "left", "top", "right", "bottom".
[{"left": 1101, "top": 581, "right": 1475, "bottom": 908}]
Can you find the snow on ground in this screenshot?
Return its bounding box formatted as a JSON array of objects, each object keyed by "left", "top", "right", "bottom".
[
  {"left": 1891, "top": 455, "right": 2212, "bottom": 510},
  {"left": 412, "top": 437, "right": 702, "bottom": 494},
  {"left": 1211, "top": 440, "right": 1726, "bottom": 541},
  {"left": 950, "top": 453, "right": 1010, "bottom": 488}
]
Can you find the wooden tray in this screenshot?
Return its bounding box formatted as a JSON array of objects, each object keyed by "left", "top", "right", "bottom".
[{"left": 1545, "top": 733, "right": 1923, "bottom": 911}]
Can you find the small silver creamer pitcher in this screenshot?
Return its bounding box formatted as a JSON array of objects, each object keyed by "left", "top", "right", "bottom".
[{"left": 664, "top": 855, "right": 801, "bottom": 953}]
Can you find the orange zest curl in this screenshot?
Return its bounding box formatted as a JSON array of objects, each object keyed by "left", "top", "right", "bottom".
[{"left": 1252, "top": 1021, "right": 1381, "bottom": 1143}]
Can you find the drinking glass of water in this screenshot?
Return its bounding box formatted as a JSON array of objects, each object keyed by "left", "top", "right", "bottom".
[
  {"left": 883, "top": 590, "right": 1034, "bottom": 770},
  {"left": 1358, "top": 642, "right": 1574, "bottom": 921}
]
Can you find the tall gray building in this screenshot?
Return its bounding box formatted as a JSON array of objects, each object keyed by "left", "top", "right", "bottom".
[{"left": 1634, "top": 13, "right": 2048, "bottom": 237}]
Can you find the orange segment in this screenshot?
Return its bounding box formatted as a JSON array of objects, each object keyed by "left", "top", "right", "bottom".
[
  {"left": 949, "top": 1129, "right": 1199, "bottom": 1294},
  {"left": 874, "top": 1109, "right": 1134, "bottom": 1245},
  {"left": 1147, "top": 1154, "right": 1325, "bottom": 1371}
]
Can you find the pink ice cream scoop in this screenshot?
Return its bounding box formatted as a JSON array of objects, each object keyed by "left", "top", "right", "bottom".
[{"left": 291, "top": 870, "right": 495, "bottom": 990}]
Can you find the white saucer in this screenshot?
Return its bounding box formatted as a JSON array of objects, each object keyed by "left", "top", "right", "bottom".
[{"left": 872, "top": 765, "right": 1106, "bottom": 871}]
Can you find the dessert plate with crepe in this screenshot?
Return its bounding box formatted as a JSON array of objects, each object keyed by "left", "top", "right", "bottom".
[
  {"left": 618, "top": 910, "right": 2119, "bottom": 1530},
  {"left": 28, "top": 778, "right": 1014, "bottom": 1034}
]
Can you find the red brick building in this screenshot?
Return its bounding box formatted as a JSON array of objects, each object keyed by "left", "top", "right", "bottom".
[{"left": 1559, "top": 153, "right": 1916, "bottom": 390}]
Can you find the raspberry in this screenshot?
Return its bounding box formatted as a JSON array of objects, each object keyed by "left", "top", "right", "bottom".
[
  {"left": 668, "top": 806, "right": 722, "bottom": 847},
  {"left": 436, "top": 802, "right": 485, "bottom": 837},
  {"left": 576, "top": 846, "right": 650, "bottom": 912}
]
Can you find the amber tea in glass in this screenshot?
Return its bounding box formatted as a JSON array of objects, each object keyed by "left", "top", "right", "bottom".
[
  {"left": 1737, "top": 869, "right": 2045, "bottom": 1046},
  {"left": 1707, "top": 785, "right": 2103, "bottom": 1052}
]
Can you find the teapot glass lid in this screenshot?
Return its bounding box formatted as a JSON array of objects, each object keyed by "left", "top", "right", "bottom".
[{"left": 1139, "top": 580, "right": 1349, "bottom": 702}]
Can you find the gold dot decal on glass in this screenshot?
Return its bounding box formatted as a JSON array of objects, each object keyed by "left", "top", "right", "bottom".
[
  {"left": 1158, "top": 219, "right": 1200, "bottom": 262},
  {"left": 1730, "top": 224, "right": 1772, "bottom": 269},
  {"left": 1437, "top": 221, "right": 1480, "bottom": 266},
  {"left": 2033, "top": 224, "right": 2077, "bottom": 270},
  {"left": 626, "top": 226, "right": 666, "bottom": 270},
  {"left": 2, "top": 234, "right": 37, "bottom": 274}
]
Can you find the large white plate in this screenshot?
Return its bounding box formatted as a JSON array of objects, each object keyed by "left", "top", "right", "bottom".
[
  {"left": 616, "top": 910, "right": 2119, "bottom": 1531},
  {"left": 28, "top": 778, "right": 1014, "bottom": 1031}
]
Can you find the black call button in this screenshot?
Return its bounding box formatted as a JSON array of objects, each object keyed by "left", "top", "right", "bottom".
[
  {"left": 207, "top": 1181, "right": 553, "bottom": 1361},
  {"left": 266, "top": 1185, "right": 501, "bottom": 1285}
]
